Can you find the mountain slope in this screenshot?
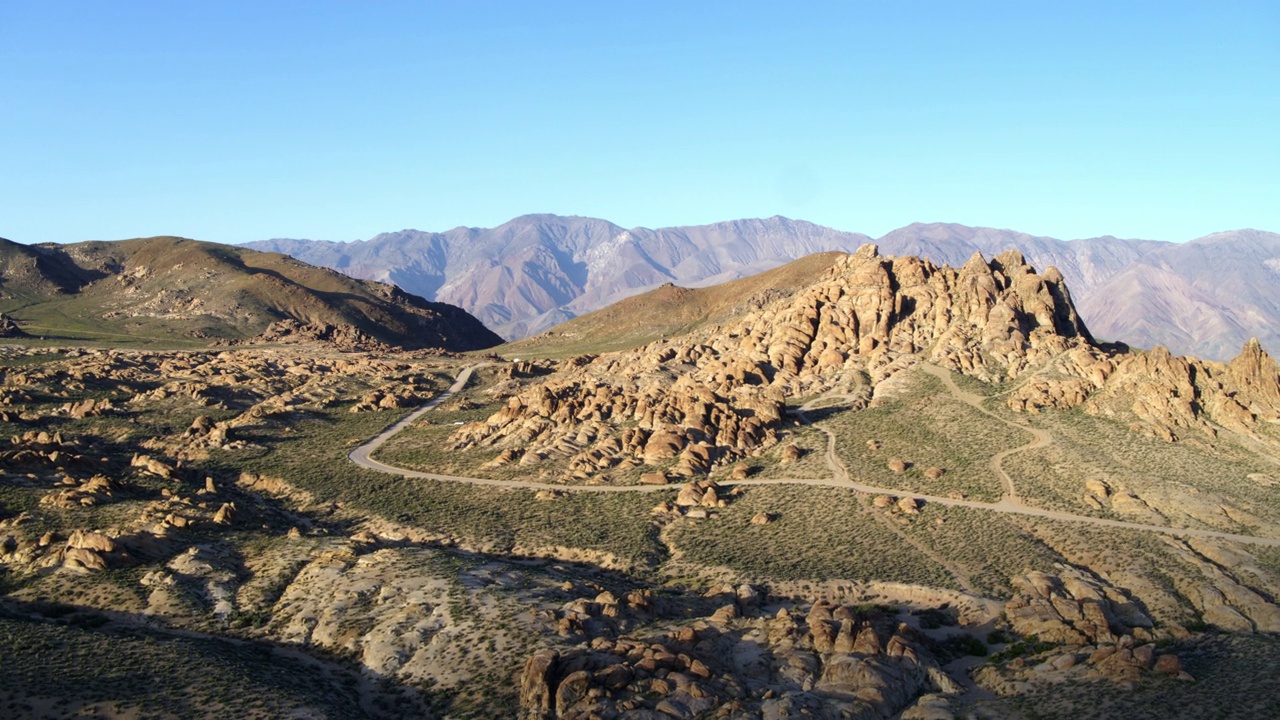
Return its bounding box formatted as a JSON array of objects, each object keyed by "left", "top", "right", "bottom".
[
  {"left": 1078, "top": 229, "right": 1280, "bottom": 359},
  {"left": 250, "top": 215, "right": 873, "bottom": 339},
  {"left": 0, "top": 236, "right": 501, "bottom": 351}
]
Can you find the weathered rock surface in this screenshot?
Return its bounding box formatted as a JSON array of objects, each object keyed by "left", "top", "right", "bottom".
[
  {"left": 518, "top": 598, "right": 960, "bottom": 720},
  {"left": 1012, "top": 339, "right": 1280, "bottom": 443},
  {"left": 452, "top": 247, "right": 1096, "bottom": 481},
  {"left": 0, "top": 313, "right": 26, "bottom": 338}
]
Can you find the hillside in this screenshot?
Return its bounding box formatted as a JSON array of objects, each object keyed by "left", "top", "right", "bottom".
[
  {"left": 377, "top": 243, "right": 1280, "bottom": 716},
  {"left": 250, "top": 215, "right": 873, "bottom": 339},
  {"left": 501, "top": 251, "right": 849, "bottom": 358},
  {"left": 0, "top": 236, "right": 501, "bottom": 351},
  {"left": 253, "top": 216, "right": 1280, "bottom": 360}
]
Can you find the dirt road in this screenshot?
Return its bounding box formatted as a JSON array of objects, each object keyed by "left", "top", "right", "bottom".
[{"left": 350, "top": 364, "right": 1280, "bottom": 547}]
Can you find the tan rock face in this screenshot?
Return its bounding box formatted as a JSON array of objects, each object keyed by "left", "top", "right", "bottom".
[
  {"left": 451, "top": 246, "right": 1096, "bottom": 481},
  {"left": 67, "top": 530, "right": 116, "bottom": 554},
  {"left": 1005, "top": 566, "right": 1153, "bottom": 647},
  {"left": 1079, "top": 340, "right": 1280, "bottom": 442}
]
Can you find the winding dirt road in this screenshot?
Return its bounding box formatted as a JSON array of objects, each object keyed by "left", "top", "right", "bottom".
[
  {"left": 350, "top": 364, "right": 1280, "bottom": 548},
  {"left": 349, "top": 364, "right": 675, "bottom": 494},
  {"left": 917, "top": 363, "right": 1051, "bottom": 505}
]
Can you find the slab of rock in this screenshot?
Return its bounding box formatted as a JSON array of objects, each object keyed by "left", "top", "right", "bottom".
[{"left": 639, "top": 472, "right": 669, "bottom": 485}]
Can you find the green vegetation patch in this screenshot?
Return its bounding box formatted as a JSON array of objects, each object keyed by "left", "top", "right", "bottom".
[
  {"left": 820, "top": 370, "right": 1024, "bottom": 502},
  {"left": 899, "top": 504, "right": 1063, "bottom": 598},
  {"left": 219, "top": 405, "right": 670, "bottom": 570},
  {"left": 666, "top": 485, "right": 957, "bottom": 588}
]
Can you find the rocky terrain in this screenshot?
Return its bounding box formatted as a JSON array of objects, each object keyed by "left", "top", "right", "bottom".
[
  {"left": 446, "top": 246, "right": 1280, "bottom": 487},
  {"left": 0, "top": 235, "right": 501, "bottom": 351},
  {"left": 251, "top": 214, "right": 1280, "bottom": 359},
  {"left": 2, "top": 245, "right": 1279, "bottom": 719}
]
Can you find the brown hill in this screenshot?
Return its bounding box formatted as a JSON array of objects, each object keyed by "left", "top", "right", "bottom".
[
  {"left": 0, "top": 236, "right": 501, "bottom": 351},
  {"left": 501, "top": 251, "right": 850, "bottom": 358}
]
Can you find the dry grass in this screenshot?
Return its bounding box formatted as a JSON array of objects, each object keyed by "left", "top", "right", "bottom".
[
  {"left": 1004, "top": 407, "right": 1280, "bottom": 532},
  {"left": 665, "top": 485, "right": 958, "bottom": 588},
  {"left": 818, "top": 370, "right": 1022, "bottom": 502}
]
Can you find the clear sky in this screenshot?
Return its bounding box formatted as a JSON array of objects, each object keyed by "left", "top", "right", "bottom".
[{"left": 2, "top": 1, "right": 1276, "bottom": 244}]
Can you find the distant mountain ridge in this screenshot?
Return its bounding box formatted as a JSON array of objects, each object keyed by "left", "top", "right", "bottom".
[
  {"left": 250, "top": 216, "right": 1279, "bottom": 360},
  {"left": 251, "top": 215, "right": 873, "bottom": 340}
]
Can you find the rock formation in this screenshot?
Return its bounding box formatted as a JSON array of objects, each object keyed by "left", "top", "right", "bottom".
[
  {"left": 452, "top": 246, "right": 1097, "bottom": 480},
  {"left": 0, "top": 313, "right": 25, "bottom": 338},
  {"left": 518, "top": 596, "right": 961, "bottom": 720}
]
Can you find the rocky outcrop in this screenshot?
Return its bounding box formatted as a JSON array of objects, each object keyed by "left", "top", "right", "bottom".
[
  {"left": 1005, "top": 566, "right": 1154, "bottom": 646},
  {"left": 518, "top": 598, "right": 960, "bottom": 719},
  {"left": 453, "top": 247, "right": 1094, "bottom": 481},
  {"left": 0, "top": 313, "right": 25, "bottom": 338},
  {"left": 1083, "top": 341, "right": 1280, "bottom": 441},
  {"left": 1000, "top": 334, "right": 1280, "bottom": 444},
  {"left": 977, "top": 566, "right": 1193, "bottom": 691},
  {"left": 249, "top": 319, "right": 397, "bottom": 353}
]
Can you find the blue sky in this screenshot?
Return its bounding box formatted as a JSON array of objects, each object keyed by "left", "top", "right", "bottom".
[{"left": 2, "top": 1, "right": 1276, "bottom": 244}]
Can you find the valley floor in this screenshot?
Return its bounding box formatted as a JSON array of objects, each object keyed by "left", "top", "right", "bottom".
[{"left": 2, "top": 342, "right": 1279, "bottom": 719}]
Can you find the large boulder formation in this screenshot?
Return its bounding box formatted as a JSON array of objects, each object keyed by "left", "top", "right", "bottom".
[
  {"left": 1224, "top": 338, "right": 1280, "bottom": 421},
  {"left": 452, "top": 246, "right": 1093, "bottom": 479},
  {"left": 1002, "top": 334, "right": 1280, "bottom": 444},
  {"left": 1081, "top": 340, "right": 1280, "bottom": 441},
  {"left": 1004, "top": 566, "right": 1155, "bottom": 646},
  {"left": 248, "top": 319, "right": 397, "bottom": 353},
  {"left": 0, "top": 313, "right": 26, "bottom": 338},
  {"left": 976, "top": 566, "right": 1194, "bottom": 692},
  {"left": 518, "top": 598, "right": 961, "bottom": 720}
]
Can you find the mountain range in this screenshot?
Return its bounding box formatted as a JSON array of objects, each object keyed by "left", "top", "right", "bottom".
[{"left": 250, "top": 216, "right": 1280, "bottom": 361}]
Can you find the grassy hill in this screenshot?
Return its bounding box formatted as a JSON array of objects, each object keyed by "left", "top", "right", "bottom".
[
  {"left": 0, "top": 236, "right": 501, "bottom": 351},
  {"left": 500, "top": 250, "right": 849, "bottom": 358}
]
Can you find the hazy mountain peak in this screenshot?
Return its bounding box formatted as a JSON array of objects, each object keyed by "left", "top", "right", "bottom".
[{"left": 1189, "top": 228, "right": 1280, "bottom": 246}]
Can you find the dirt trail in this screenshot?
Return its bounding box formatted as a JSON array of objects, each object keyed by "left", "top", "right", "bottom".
[
  {"left": 350, "top": 364, "right": 1280, "bottom": 548},
  {"left": 917, "top": 363, "right": 1051, "bottom": 504}
]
